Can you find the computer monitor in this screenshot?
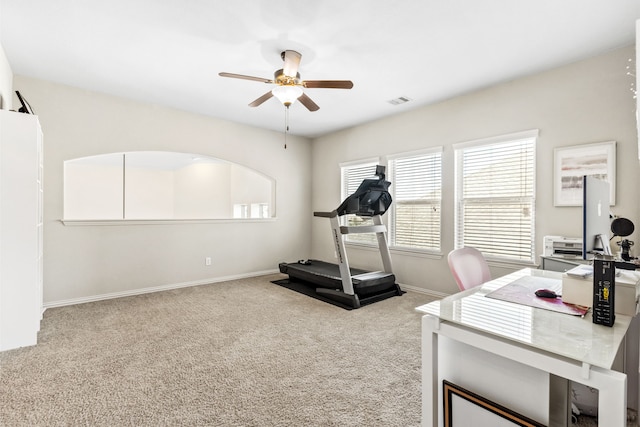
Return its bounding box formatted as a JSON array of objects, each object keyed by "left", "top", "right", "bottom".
[{"left": 582, "top": 175, "right": 612, "bottom": 260}]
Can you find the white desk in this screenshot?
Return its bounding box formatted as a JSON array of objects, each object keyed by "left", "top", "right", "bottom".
[{"left": 416, "top": 268, "right": 635, "bottom": 427}]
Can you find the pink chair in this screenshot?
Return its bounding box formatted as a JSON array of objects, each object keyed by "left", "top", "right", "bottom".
[{"left": 447, "top": 247, "right": 491, "bottom": 291}]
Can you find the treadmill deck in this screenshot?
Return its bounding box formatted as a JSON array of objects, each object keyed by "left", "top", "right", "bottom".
[{"left": 278, "top": 259, "right": 396, "bottom": 297}]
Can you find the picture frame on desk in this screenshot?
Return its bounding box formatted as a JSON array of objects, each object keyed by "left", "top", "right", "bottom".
[
  {"left": 553, "top": 141, "right": 616, "bottom": 206},
  {"left": 443, "top": 380, "right": 545, "bottom": 427}
]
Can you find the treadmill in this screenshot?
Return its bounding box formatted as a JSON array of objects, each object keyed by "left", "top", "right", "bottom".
[{"left": 279, "top": 165, "right": 402, "bottom": 309}]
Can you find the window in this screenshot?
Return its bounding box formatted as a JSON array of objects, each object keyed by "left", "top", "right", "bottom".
[
  {"left": 250, "top": 203, "right": 270, "bottom": 219},
  {"left": 340, "top": 159, "right": 379, "bottom": 244},
  {"left": 388, "top": 148, "right": 442, "bottom": 252},
  {"left": 64, "top": 152, "right": 275, "bottom": 220},
  {"left": 233, "top": 204, "right": 249, "bottom": 218},
  {"left": 454, "top": 130, "right": 537, "bottom": 263}
]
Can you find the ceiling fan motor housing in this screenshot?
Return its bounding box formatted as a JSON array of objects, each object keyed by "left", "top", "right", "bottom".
[{"left": 274, "top": 69, "right": 300, "bottom": 86}]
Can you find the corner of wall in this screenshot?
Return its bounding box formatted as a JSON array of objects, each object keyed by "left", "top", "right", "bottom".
[{"left": 0, "top": 42, "right": 14, "bottom": 110}]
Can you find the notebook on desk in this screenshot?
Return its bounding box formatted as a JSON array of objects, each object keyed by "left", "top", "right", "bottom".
[{"left": 485, "top": 275, "right": 589, "bottom": 316}]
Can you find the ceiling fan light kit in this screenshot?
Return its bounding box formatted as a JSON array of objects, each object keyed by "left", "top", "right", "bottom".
[
  {"left": 219, "top": 49, "right": 353, "bottom": 111},
  {"left": 271, "top": 85, "right": 303, "bottom": 107}
]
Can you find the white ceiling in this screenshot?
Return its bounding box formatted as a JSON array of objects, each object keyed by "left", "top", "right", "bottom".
[{"left": 1, "top": 0, "right": 639, "bottom": 138}]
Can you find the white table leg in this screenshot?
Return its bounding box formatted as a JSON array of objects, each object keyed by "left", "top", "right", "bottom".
[
  {"left": 593, "top": 368, "right": 627, "bottom": 427},
  {"left": 422, "top": 315, "right": 440, "bottom": 427}
]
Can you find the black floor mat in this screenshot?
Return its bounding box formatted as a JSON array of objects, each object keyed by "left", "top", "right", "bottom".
[
  {"left": 271, "top": 278, "right": 403, "bottom": 310},
  {"left": 271, "top": 278, "right": 355, "bottom": 310}
]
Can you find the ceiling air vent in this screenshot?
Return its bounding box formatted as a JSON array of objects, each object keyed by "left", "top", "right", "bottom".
[{"left": 387, "top": 96, "right": 411, "bottom": 105}]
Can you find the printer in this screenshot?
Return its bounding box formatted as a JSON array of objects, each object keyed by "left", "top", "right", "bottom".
[{"left": 543, "top": 235, "right": 583, "bottom": 258}]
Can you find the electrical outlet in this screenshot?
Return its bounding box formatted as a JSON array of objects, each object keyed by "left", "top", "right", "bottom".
[{"left": 205, "top": 257, "right": 212, "bottom": 266}]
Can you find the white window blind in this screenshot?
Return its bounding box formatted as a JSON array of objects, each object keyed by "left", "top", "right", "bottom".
[
  {"left": 389, "top": 148, "right": 442, "bottom": 251},
  {"left": 454, "top": 131, "right": 537, "bottom": 263},
  {"left": 340, "top": 160, "right": 379, "bottom": 244}
]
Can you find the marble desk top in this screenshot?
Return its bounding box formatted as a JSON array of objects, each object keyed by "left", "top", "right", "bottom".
[{"left": 416, "top": 268, "right": 632, "bottom": 370}]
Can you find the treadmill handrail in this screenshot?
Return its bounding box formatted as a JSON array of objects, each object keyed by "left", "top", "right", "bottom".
[
  {"left": 314, "top": 211, "right": 337, "bottom": 218},
  {"left": 340, "top": 224, "right": 387, "bottom": 235}
]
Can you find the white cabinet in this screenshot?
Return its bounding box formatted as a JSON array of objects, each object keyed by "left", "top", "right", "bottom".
[{"left": 0, "top": 110, "right": 43, "bottom": 351}]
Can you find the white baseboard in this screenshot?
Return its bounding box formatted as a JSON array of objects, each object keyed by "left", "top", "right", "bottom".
[
  {"left": 44, "top": 269, "right": 281, "bottom": 310},
  {"left": 400, "top": 283, "right": 449, "bottom": 299},
  {"left": 44, "top": 272, "right": 446, "bottom": 311}
]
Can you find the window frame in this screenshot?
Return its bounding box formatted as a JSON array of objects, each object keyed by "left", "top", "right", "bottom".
[
  {"left": 453, "top": 130, "right": 538, "bottom": 265},
  {"left": 387, "top": 147, "right": 443, "bottom": 255}
]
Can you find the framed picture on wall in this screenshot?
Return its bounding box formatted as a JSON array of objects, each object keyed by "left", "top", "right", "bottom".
[{"left": 553, "top": 141, "right": 616, "bottom": 206}]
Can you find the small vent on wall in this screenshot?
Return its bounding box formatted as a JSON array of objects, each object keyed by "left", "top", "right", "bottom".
[{"left": 387, "top": 96, "right": 411, "bottom": 105}]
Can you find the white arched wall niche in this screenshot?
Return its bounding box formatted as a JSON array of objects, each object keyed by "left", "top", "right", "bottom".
[{"left": 64, "top": 151, "right": 275, "bottom": 220}]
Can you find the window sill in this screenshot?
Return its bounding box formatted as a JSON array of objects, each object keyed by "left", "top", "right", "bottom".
[
  {"left": 486, "top": 258, "right": 539, "bottom": 270},
  {"left": 60, "top": 218, "right": 277, "bottom": 226},
  {"left": 391, "top": 247, "right": 443, "bottom": 259}
]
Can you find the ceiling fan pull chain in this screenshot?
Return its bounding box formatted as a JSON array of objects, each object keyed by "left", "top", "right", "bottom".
[{"left": 284, "top": 106, "right": 289, "bottom": 149}]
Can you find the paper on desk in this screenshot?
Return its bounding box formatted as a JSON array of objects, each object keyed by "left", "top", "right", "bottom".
[
  {"left": 566, "top": 264, "right": 593, "bottom": 278},
  {"left": 485, "top": 276, "right": 589, "bottom": 316}
]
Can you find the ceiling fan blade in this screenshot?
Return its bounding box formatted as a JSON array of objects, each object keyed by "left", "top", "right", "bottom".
[
  {"left": 249, "top": 91, "right": 274, "bottom": 107},
  {"left": 297, "top": 92, "right": 319, "bottom": 112},
  {"left": 219, "top": 72, "right": 273, "bottom": 84},
  {"left": 303, "top": 80, "right": 354, "bottom": 89},
  {"left": 282, "top": 50, "right": 302, "bottom": 78}
]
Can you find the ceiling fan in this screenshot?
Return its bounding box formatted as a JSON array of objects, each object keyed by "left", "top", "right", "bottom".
[{"left": 219, "top": 50, "right": 353, "bottom": 111}]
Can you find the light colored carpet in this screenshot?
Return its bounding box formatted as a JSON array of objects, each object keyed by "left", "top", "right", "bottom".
[
  {"left": 1, "top": 274, "right": 634, "bottom": 426},
  {"left": 0, "top": 274, "right": 435, "bottom": 426}
]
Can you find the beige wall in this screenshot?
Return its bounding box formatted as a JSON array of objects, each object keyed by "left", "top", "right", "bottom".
[
  {"left": 64, "top": 160, "right": 125, "bottom": 219},
  {"left": 4, "top": 42, "right": 639, "bottom": 301},
  {"left": 311, "top": 45, "right": 640, "bottom": 295},
  {"left": 173, "top": 163, "right": 229, "bottom": 219},
  {"left": 15, "top": 76, "right": 313, "bottom": 305}
]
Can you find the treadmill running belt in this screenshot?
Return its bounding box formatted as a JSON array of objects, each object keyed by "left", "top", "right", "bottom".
[{"left": 279, "top": 259, "right": 397, "bottom": 297}]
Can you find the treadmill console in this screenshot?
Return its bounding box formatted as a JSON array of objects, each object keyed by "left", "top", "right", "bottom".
[{"left": 336, "top": 165, "right": 392, "bottom": 217}]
